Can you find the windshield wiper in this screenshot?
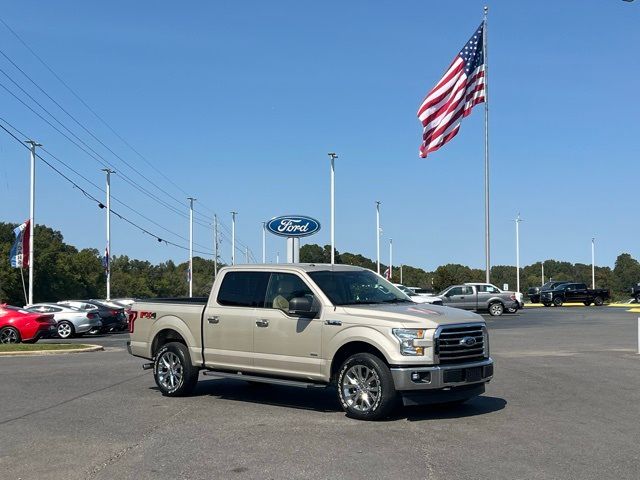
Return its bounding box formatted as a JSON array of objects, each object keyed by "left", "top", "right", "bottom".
[{"left": 382, "top": 298, "right": 413, "bottom": 304}]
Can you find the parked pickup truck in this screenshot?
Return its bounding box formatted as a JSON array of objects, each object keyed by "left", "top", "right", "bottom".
[
  {"left": 128, "top": 264, "right": 494, "bottom": 420},
  {"left": 631, "top": 284, "right": 640, "bottom": 303},
  {"left": 438, "top": 284, "right": 519, "bottom": 316},
  {"left": 527, "top": 281, "right": 571, "bottom": 304},
  {"left": 540, "top": 282, "right": 610, "bottom": 307},
  {"left": 464, "top": 283, "right": 524, "bottom": 313}
]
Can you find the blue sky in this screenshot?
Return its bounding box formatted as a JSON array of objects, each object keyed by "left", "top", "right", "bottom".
[{"left": 0, "top": 0, "right": 638, "bottom": 271}]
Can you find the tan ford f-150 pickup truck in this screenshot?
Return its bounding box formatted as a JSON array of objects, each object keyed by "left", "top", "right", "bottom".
[{"left": 127, "top": 264, "right": 494, "bottom": 420}]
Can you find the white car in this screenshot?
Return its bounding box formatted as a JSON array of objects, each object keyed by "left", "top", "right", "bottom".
[
  {"left": 24, "top": 303, "right": 102, "bottom": 339},
  {"left": 393, "top": 284, "right": 442, "bottom": 305}
]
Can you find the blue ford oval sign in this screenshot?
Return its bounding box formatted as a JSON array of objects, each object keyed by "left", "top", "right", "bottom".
[{"left": 267, "top": 215, "right": 321, "bottom": 238}]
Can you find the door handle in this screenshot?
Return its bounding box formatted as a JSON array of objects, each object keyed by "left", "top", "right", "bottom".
[
  {"left": 207, "top": 316, "right": 219, "bottom": 324},
  {"left": 256, "top": 319, "right": 269, "bottom": 328},
  {"left": 325, "top": 320, "right": 342, "bottom": 326}
]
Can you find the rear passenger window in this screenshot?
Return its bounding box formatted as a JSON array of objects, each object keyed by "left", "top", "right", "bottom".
[{"left": 217, "top": 272, "right": 271, "bottom": 308}]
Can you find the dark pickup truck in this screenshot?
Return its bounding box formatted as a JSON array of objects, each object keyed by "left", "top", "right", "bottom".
[
  {"left": 631, "top": 284, "right": 640, "bottom": 303},
  {"left": 527, "top": 281, "right": 571, "bottom": 303},
  {"left": 540, "top": 282, "right": 610, "bottom": 307}
]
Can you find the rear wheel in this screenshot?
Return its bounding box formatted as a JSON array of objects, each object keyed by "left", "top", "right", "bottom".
[
  {"left": 506, "top": 306, "right": 518, "bottom": 314},
  {"left": 593, "top": 296, "right": 604, "bottom": 306},
  {"left": 553, "top": 297, "right": 564, "bottom": 307},
  {"left": 57, "top": 321, "right": 74, "bottom": 339},
  {"left": 0, "top": 326, "right": 21, "bottom": 344},
  {"left": 337, "top": 353, "right": 397, "bottom": 421},
  {"left": 488, "top": 302, "right": 504, "bottom": 316},
  {"left": 153, "top": 342, "right": 199, "bottom": 397},
  {"left": 583, "top": 301, "right": 591, "bottom": 306},
  {"left": 542, "top": 302, "right": 551, "bottom": 307}
]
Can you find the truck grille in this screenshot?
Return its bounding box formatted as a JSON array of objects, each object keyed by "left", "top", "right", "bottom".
[{"left": 436, "top": 324, "right": 486, "bottom": 364}]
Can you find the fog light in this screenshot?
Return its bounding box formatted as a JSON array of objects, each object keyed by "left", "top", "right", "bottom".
[{"left": 410, "top": 371, "right": 431, "bottom": 383}]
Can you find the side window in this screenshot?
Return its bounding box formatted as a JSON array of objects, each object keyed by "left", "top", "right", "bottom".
[
  {"left": 448, "top": 287, "right": 463, "bottom": 296},
  {"left": 217, "top": 272, "right": 271, "bottom": 308},
  {"left": 265, "top": 273, "right": 313, "bottom": 312},
  {"left": 487, "top": 286, "right": 499, "bottom": 293},
  {"left": 462, "top": 286, "right": 474, "bottom": 295},
  {"left": 477, "top": 285, "right": 487, "bottom": 293},
  {"left": 50, "top": 307, "right": 62, "bottom": 313}
]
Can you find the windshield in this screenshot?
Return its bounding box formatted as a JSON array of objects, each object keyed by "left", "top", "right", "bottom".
[{"left": 308, "top": 270, "right": 413, "bottom": 306}]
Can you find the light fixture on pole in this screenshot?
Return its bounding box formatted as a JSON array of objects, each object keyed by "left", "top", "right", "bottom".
[
  {"left": 262, "top": 222, "right": 266, "bottom": 263},
  {"left": 376, "top": 201, "right": 381, "bottom": 275},
  {"left": 25, "top": 140, "right": 41, "bottom": 305},
  {"left": 102, "top": 168, "right": 115, "bottom": 300},
  {"left": 328, "top": 153, "right": 337, "bottom": 264},
  {"left": 187, "top": 197, "right": 196, "bottom": 297},
  {"left": 231, "top": 211, "right": 237, "bottom": 265},
  {"left": 515, "top": 213, "right": 522, "bottom": 293},
  {"left": 591, "top": 237, "right": 596, "bottom": 289}
]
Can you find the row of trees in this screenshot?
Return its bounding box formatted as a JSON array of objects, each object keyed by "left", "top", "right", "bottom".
[{"left": 1, "top": 222, "right": 638, "bottom": 305}]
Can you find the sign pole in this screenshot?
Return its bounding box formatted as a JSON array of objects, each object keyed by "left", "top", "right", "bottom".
[
  {"left": 262, "top": 222, "right": 266, "bottom": 263},
  {"left": 25, "top": 140, "right": 40, "bottom": 305},
  {"left": 591, "top": 237, "right": 595, "bottom": 289}
]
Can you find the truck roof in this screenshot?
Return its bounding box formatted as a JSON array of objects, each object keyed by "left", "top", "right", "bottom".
[{"left": 218, "top": 263, "right": 368, "bottom": 274}]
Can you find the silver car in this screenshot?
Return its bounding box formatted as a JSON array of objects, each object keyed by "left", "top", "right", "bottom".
[{"left": 24, "top": 303, "right": 102, "bottom": 339}]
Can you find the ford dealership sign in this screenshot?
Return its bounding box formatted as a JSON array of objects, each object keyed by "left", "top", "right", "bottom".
[{"left": 266, "top": 215, "right": 321, "bottom": 238}]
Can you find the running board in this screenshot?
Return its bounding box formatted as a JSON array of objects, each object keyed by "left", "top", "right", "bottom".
[{"left": 202, "top": 370, "right": 326, "bottom": 389}]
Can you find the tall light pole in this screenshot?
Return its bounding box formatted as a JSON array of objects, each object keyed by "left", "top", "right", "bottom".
[
  {"left": 231, "top": 211, "right": 237, "bottom": 265},
  {"left": 591, "top": 237, "right": 596, "bottom": 289},
  {"left": 262, "top": 222, "right": 266, "bottom": 263},
  {"left": 328, "top": 153, "right": 337, "bottom": 264},
  {"left": 187, "top": 197, "right": 196, "bottom": 297},
  {"left": 213, "top": 214, "right": 218, "bottom": 276},
  {"left": 515, "top": 213, "right": 522, "bottom": 293},
  {"left": 376, "top": 201, "right": 381, "bottom": 275},
  {"left": 102, "top": 168, "right": 115, "bottom": 300},
  {"left": 400, "top": 265, "right": 403, "bottom": 284},
  {"left": 541, "top": 261, "right": 545, "bottom": 286},
  {"left": 389, "top": 238, "right": 393, "bottom": 281},
  {"left": 25, "top": 140, "right": 40, "bottom": 305}
]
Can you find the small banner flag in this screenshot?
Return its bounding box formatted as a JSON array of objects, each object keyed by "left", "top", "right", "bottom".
[
  {"left": 384, "top": 267, "right": 391, "bottom": 280},
  {"left": 9, "top": 220, "right": 30, "bottom": 268},
  {"left": 102, "top": 246, "right": 110, "bottom": 275}
]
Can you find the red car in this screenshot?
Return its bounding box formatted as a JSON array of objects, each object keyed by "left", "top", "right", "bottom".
[{"left": 0, "top": 304, "right": 56, "bottom": 344}]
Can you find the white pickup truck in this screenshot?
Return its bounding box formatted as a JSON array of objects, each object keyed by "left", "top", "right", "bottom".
[{"left": 128, "top": 264, "right": 494, "bottom": 420}]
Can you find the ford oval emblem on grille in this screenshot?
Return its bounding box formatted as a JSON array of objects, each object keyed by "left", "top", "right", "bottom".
[{"left": 460, "top": 336, "right": 477, "bottom": 347}]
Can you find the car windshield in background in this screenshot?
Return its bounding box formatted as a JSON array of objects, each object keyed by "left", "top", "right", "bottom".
[{"left": 308, "top": 270, "right": 412, "bottom": 306}]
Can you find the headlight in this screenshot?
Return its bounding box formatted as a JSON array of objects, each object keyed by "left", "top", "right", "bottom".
[{"left": 392, "top": 329, "right": 425, "bottom": 356}]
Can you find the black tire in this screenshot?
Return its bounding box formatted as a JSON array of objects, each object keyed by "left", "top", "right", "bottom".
[
  {"left": 0, "top": 326, "right": 21, "bottom": 344},
  {"left": 57, "top": 321, "right": 75, "bottom": 339},
  {"left": 635, "top": 294, "right": 640, "bottom": 304},
  {"left": 583, "top": 301, "right": 591, "bottom": 306},
  {"left": 336, "top": 353, "right": 397, "bottom": 421},
  {"left": 553, "top": 297, "right": 564, "bottom": 307},
  {"left": 488, "top": 302, "right": 504, "bottom": 316},
  {"left": 542, "top": 303, "right": 551, "bottom": 307},
  {"left": 593, "top": 296, "right": 603, "bottom": 306},
  {"left": 153, "top": 342, "right": 199, "bottom": 397},
  {"left": 506, "top": 306, "right": 518, "bottom": 314}
]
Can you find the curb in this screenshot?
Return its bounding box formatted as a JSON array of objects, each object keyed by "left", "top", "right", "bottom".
[{"left": 0, "top": 344, "right": 104, "bottom": 357}]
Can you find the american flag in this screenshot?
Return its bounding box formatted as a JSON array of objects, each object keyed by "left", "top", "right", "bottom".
[{"left": 417, "top": 23, "right": 486, "bottom": 158}]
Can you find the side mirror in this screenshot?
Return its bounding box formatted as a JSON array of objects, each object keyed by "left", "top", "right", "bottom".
[{"left": 288, "top": 296, "right": 318, "bottom": 318}]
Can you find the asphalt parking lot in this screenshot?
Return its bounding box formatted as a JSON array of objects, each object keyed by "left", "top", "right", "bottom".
[{"left": 1, "top": 307, "right": 639, "bottom": 480}]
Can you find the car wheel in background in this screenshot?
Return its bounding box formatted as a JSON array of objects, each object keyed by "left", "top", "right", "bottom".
[
  {"left": 337, "top": 352, "right": 397, "bottom": 421},
  {"left": 488, "top": 302, "right": 504, "bottom": 316},
  {"left": 57, "top": 321, "right": 74, "bottom": 339},
  {"left": 583, "top": 301, "right": 591, "bottom": 306},
  {"left": 0, "top": 326, "right": 21, "bottom": 344},
  {"left": 593, "top": 296, "right": 604, "bottom": 306},
  {"left": 542, "top": 303, "right": 551, "bottom": 307},
  {"left": 153, "top": 342, "right": 199, "bottom": 397},
  {"left": 553, "top": 297, "right": 563, "bottom": 307}
]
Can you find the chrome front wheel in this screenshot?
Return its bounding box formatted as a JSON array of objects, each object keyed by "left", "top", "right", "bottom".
[{"left": 341, "top": 364, "right": 381, "bottom": 413}]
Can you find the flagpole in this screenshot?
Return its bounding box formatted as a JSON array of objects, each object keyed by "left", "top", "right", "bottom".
[
  {"left": 25, "top": 140, "right": 40, "bottom": 305},
  {"left": 102, "top": 168, "right": 115, "bottom": 301},
  {"left": 376, "top": 201, "right": 381, "bottom": 274},
  {"left": 483, "top": 5, "right": 491, "bottom": 283},
  {"left": 20, "top": 269, "right": 27, "bottom": 305},
  {"left": 328, "top": 153, "right": 337, "bottom": 265}
]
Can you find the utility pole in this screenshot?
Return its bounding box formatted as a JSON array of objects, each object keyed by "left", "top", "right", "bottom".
[
  {"left": 188, "top": 197, "right": 196, "bottom": 297},
  {"left": 400, "top": 265, "right": 403, "bottom": 284},
  {"left": 262, "top": 222, "right": 266, "bottom": 263},
  {"left": 213, "top": 214, "right": 218, "bottom": 276},
  {"left": 591, "top": 237, "right": 596, "bottom": 289},
  {"left": 516, "top": 213, "right": 522, "bottom": 293},
  {"left": 25, "top": 140, "right": 40, "bottom": 305},
  {"left": 328, "top": 153, "right": 337, "bottom": 264},
  {"left": 541, "top": 261, "right": 545, "bottom": 286},
  {"left": 389, "top": 238, "right": 393, "bottom": 281},
  {"left": 376, "top": 201, "right": 381, "bottom": 275},
  {"left": 102, "top": 168, "right": 115, "bottom": 300},
  {"left": 231, "top": 211, "right": 237, "bottom": 265}
]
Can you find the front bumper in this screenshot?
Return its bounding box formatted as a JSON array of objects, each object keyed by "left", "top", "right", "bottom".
[{"left": 390, "top": 357, "right": 494, "bottom": 391}]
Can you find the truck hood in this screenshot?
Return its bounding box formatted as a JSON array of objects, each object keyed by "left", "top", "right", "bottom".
[{"left": 339, "top": 303, "right": 484, "bottom": 329}]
